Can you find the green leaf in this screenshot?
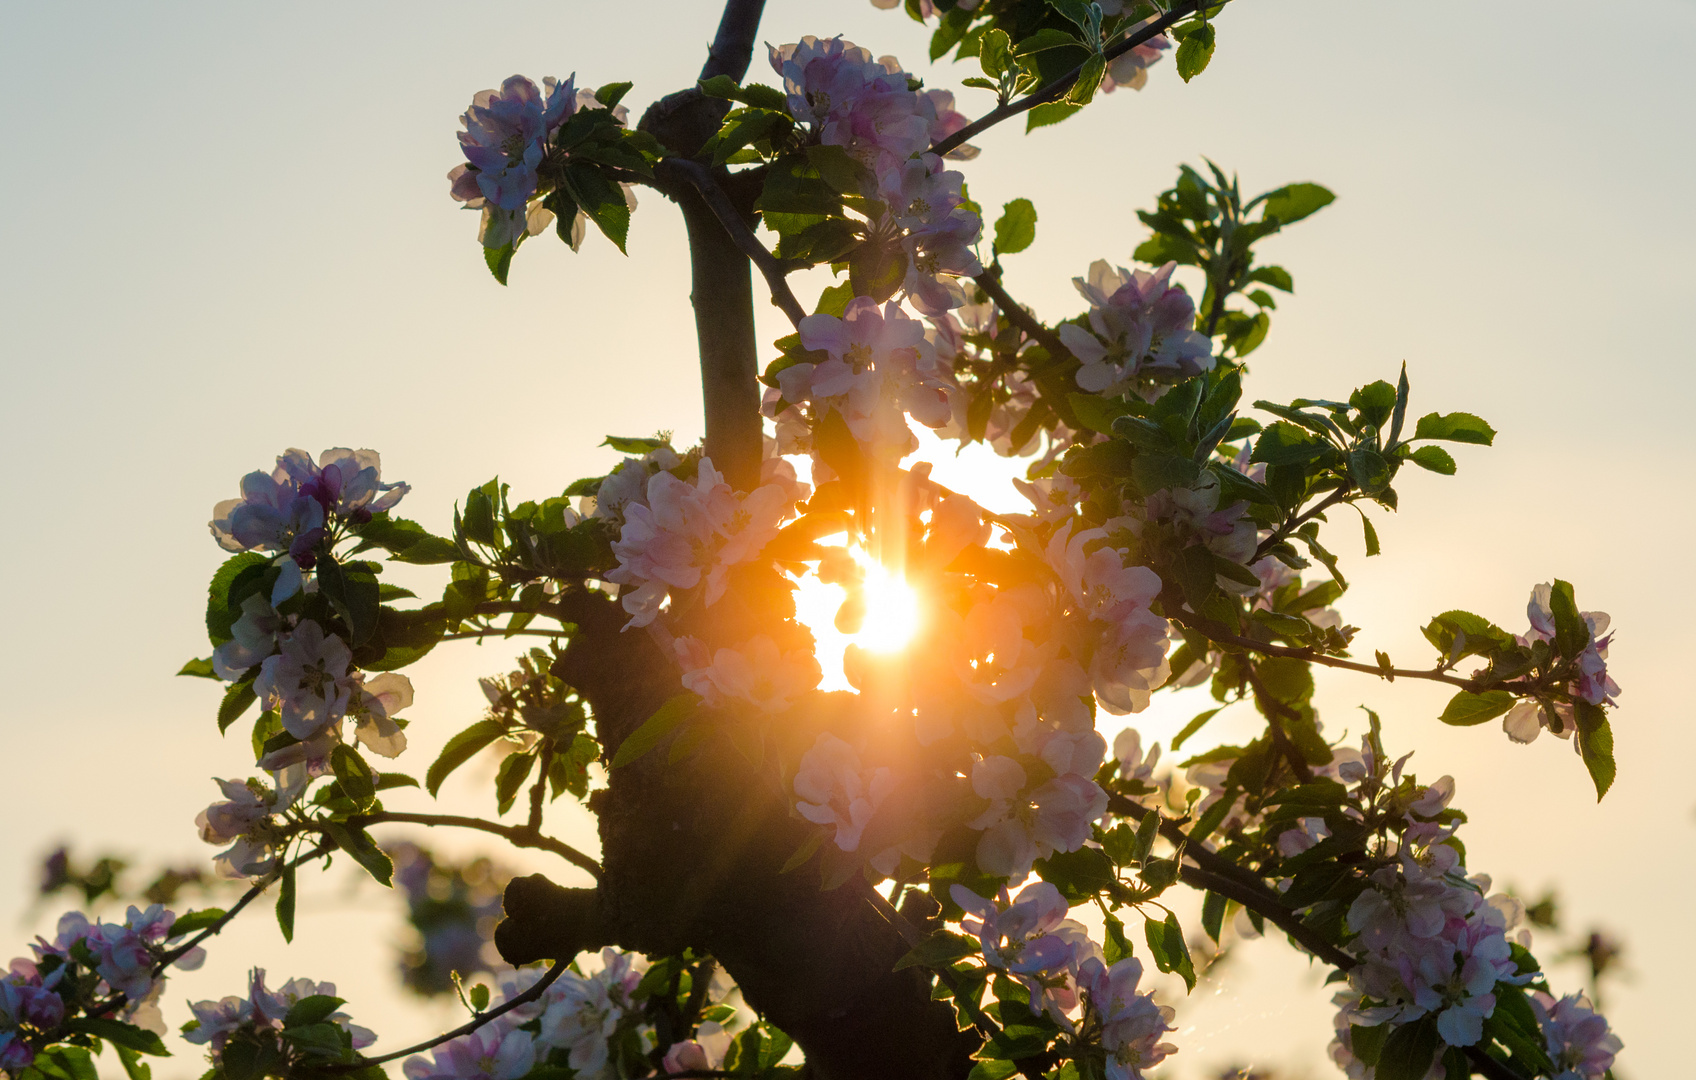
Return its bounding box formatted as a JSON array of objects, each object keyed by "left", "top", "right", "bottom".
[
  {"left": 1546, "top": 579, "right": 1588, "bottom": 660},
  {"left": 276, "top": 863, "right": 296, "bottom": 943},
  {"left": 178, "top": 657, "right": 218, "bottom": 679},
  {"left": 1406, "top": 444, "right": 1456, "bottom": 475},
  {"left": 316, "top": 554, "right": 381, "bottom": 647},
  {"left": 1143, "top": 911, "right": 1196, "bottom": 990},
  {"left": 1201, "top": 890, "right": 1228, "bottom": 943},
  {"left": 592, "top": 81, "right": 633, "bottom": 109},
  {"left": 1034, "top": 846, "right": 1116, "bottom": 903},
  {"left": 967, "top": 1062, "right": 1017, "bottom": 1080},
  {"left": 467, "top": 983, "right": 491, "bottom": 1011},
  {"left": 1360, "top": 511, "right": 1381, "bottom": 557},
  {"left": 1245, "top": 264, "right": 1294, "bottom": 292},
  {"left": 484, "top": 241, "right": 516, "bottom": 285},
  {"left": 320, "top": 822, "right": 393, "bottom": 887},
  {"left": 1103, "top": 912, "right": 1134, "bottom": 963},
  {"left": 115, "top": 1045, "right": 152, "bottom": 1080},
  {"left": 562, "top": 164, "right": 631, "bottom": 253},
  {"left": 814, "top": 280, "right": 854, "bottom": 317},
  {"left": 207, "top": 552, "right": 269, "bottom": 645},
  {"left": 893, "top": 929, "right": 980, "bottom": 971},
  {"left": 1439, "top": 690, "right": 1516, "bottom": 727},
  {"left": 167, "top": 908, "right": 226, "bottom": 939},
  {"left": 1251, "top": 421, "right": 1328, "bottom": 466},
  {"left": 1175, "top": 23, "right": 1216, "bottom": 82},
  {"left": 992, "top": 198, "right": 1037, "bottom": 256},
  {"left": 67, "top": 1018, "right": 170, "bottom": 1057},
  {"left": 349, "top": 514, "right": 460, "bottom": 564},
  {"left": 1347, "top": 447, "right": 1393, "bottom": 495},
  {"left": 217, "top": 679, "right": 258, "bottom": 734},
  {"left": 1376, "top": 1016, "right": 1440, "bottom": 1080},
  {"left": 1025, "top": 100, "right": 1082, "bottom": 131},
  {"left": 1171, "top": 707, "right": 1223, "bottom": 751},
  {"left": 1412, "top": 411, "right": 1496, "bottom": 445},
  {"left": 978, "top": 28, "right": 1012, "bottom": 78},
  {"left": 1349, "top": 1023, "right": 1389, "bottom": 1067},
  {"left": 426, "top": 720, "right": 507, "bottom": 796},
  {"left": 1573, "top": 700, "right": 1615, "bottom": 800},
  {"left": 283, "top": 995, "right": 346, "bottom": 1029},
  {"left": 495, "top": 750, "right": 537, "bottom": 815},
  {"left": 330, "top": 745, "right": 377, "bottom": 810},
  {"left": 375, "top": 773, "right": 419, "bottom": 791},
  {"left": 610, "top": 692, "right": 698, "bottom": 767},
  {"left": 1260, "top": 182, "right": 1336, "bottom": 226}
]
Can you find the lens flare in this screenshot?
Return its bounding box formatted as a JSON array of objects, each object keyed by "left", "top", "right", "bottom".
[{"left": 794, "top": 541, "right": 923, "bottom": 690}]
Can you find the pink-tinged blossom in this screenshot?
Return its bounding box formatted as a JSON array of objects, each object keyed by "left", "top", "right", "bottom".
[
  {"left": 1113, "top": 728, "right": 1162, "bottom": 788},
  {"left": 254, "top": 620, "right": 355, "bottom": 740},
  {"left": 769, "top": 38, "right": 932, "bottom": 174},
  {"left": 1099, "top": 19, "right": 1171, "bottom": 93},
  {"left": 951, "top": 882, "right": 1081, "bottom": 1010},
  {"left": 1046, "top": 523, "right": 1163, "bottom": 624},
  {"left": 794, "top": 733, "right": 893, "bottom": 853},
  {"left": 210, "top": 465, "right": 325, "bottom": 562},
  {"left": 660, "top": 1021, "right": 731, "bottom": 1075},
  {"left": 954, "top": 590, "right": 1046, "bottom": 705},
  {"left": 1078, "top": 956, "right": 1178, "bottom": 1080},
  {"left": 533, "top": 949, "right": 643, "bottom": 1077},
  {"left": 196, "top": 777, "right": 291, "bottom": 879},
  {"left": 449, "top": 75, "right": 578, "bottom": 248},
  {"left": 1503, "top": 584, "right": 1619, "bottom": 744},
  {"left": 354, "top": 672, "right": 413, "bottom": 758},
  {"left": 608, "top": 458, "right": 799, "bottom": 627},
  {"left": 276, "top": 448, "right": 409, "bottom": 524},
  {"left": 924, "top": 89, "right": 978, "bottom": 158},
  {"left": 969, "top": 756, "right": 1108, "bottom": 881},
  {"left": 1059, "top": 260, "right": 1213, "bottom": 397},
  {"left": 1090, "top": 607, "right": 1173, "bottom": 716},
  {"left": 590, "top": 444, "right": 681, "bottom": 529},
  {"left": 676, "top": 634, "right": 821, "bottom": 715},
  {"left": 404, "top": 1019, "right": 533, "bottom": 1080},
  {"left": 1531, "top": 991, "right": 1621, "bottom": 1080},
  {"left": 791, "top": 296, "right": 956, "bottom": 436},
  {"left": 212, "top": 593, "right": 284, "bottom": 679},
  {"left": 0, "top": 1032, "right": 34, "bottom": 1072}
]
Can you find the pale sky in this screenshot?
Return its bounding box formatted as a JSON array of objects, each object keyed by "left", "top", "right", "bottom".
[{"left": 1, "top": 1, "right": 1692, "bottom": 1076}]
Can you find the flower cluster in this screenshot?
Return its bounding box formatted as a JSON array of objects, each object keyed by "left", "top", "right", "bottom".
[
  {"left": 2, "top": 904, "right": 207, "bottom": 1068},
  {"left": 1531, "top": 990, "right": 1622, "bottom": 1080},
  {"left": 1057, "top": 260, "right": 1213, "bottom": 399},
  {"left": 184, "top": 969, "right": 375, "bottom": 1063},
  {"left": 405, "top": 949, "right": 740, "bottom": 1080},
  {"left": 211, "top": 448, "right": 407, "bottom": 605},
  {"left": 769, "top": 38, "right": 984, "bottom": 316},
  {"left": 446, "top": 77, "right": 637, "bottom": 251},
  {"left": 951, "top": 883, "right": 1177, "bottom": 1079},
  {"left": 194, "top": 775, "right": 299, "bottom": 879},
  {"left": 1502, "top": 583, "right": 1621, "bottom": 744},
  {"left": 767, "top": 297, "right": 956, "bottom": 464},
  {"left": 606, "top": 456, "right": 806, "bottom": 628}
]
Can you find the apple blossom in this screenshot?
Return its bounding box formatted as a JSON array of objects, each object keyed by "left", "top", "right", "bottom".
[
  {"left": 794, "top": 733, "right": 893, "bottom": 853},
  {"left": 675, "top": 634, "right": 822, "bottom": 714},
  {"left": 253, "top": 620, "right": 355, "bottom": 740},
  {"left": 195, "top": 777, "right": 291, "bottom": 879},
  {"left": 1058, "top": 260, "right": 1213, "bottom": 397},
  {"left": 405, "top": 1019, "right": 533, "bottom": 1080},
  {"left": 1078, "top": 956, "right": 1178, "bottom": 1080},
  {"left": 660, "top": 1021, "right": 731, "bottom": 1075},
  {"left": 1532, "top": 990, "right": 1622, "bottom": 1080}
]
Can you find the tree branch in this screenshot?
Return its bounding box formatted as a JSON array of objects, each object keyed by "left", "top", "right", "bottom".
[
  {"left": 700, "top": 0, "right": 768, "bottom": 83},
  {"left": 657, "top": 157, "right": 807, "bottom": 328},
  {"left": 350, "top": 811, "right": 602, "bottom": 881},
  {"left": 1252, "top": 485, "right": 1351, "bottom": 563},
  {"left": 974, "top": 269, "right": 1069, "bottom": 359},
  {"left": 930, "top": 2, "right": 1205, "bottom": 158},
  {"left": 1197, "top": 629, "right": 1533, "bottom": 694},
  {"left": 328, "top": 961, "right": 566, "bottom": 1070}
]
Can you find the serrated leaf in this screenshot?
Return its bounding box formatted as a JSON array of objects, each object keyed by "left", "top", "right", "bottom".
[
  {"left": 1439, "top": 690, "right": 1516, "bottom": 727},
  {"left": 992, "top": 197, "right": 1037, "bottom": 256},
  {"left": 320, "top": 822, "right": 393, "bottom": 887},
  {"left": 167, "top": 908, "right": 226, "bottom": 939},
  {"left": 426, "top": 720, "right": 506, "bottom": 796},
  {"left": 330, "top": 745, "right": 376, "bottom": 810},
  {"left": 610, "top": 692, "right": 698, "bottom": 767},
  {"left": 1175, "top": 23, "right": 1215, "bottom": 82},
  {"left": 283, "top": 995, "right": 346, "bottom": 1029},
  {"left": 1025, "top": 100, "right": 1082, "bottom": 131},
  {"left": 276, "top": 863, "right": 296, "bottom": 942},
  {"left": 484, "top": 241, "right": 516, "bottom": 285},
  {"left": 1412, "top": 411, "right": 1495, "bottom": 445},
  {"left": 1260, "top": 182, "right": 1336, "bottom": 226},
  {"left": 178, "top": 657, "right": 218, "bottom": 679},
  {"left": 1406, "top": 444, "right": 1456, "bottom": 475},
  {"left": 1573, "top": 700, "right": 1615, "bottom": 800},
  {"left": 1143, "top": 911, "right": 1196, "bottom": 990},
  {"left": 495, "top": 750, "right": 537, "bottom": 814},
  {"left": 893, "top": 929, "right": 980, "bottom": 971},
  {"left": 67, "top": 1018, "right": 170, "bottom": 1056},
  {"left": 1376, "top": 1016, "right": 1440, "bottom": 1080},
  {"left": 217, "top": 679, "right": 258, "bottom": 734}
]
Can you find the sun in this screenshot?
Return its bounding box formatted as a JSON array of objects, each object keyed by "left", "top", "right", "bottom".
[{"left": 793, "top": 541, "right": 922, "bottom": 691}]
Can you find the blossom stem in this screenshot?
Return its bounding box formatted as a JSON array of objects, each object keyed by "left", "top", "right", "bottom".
[
  {"left": 657, "top": 157, "right": 808, "bottom": 328},
  {"left": 929, "top": 1, "right": 1207, "bottom": 159},
  {"left": 326, "top": 961, "right": 566, "bottom": 1070},
  {"left": 974, "top": 268, "right": 1071, "bottom": 359},
  {"left": 348, "top": 812, "right": 602, "bottom": 881}
]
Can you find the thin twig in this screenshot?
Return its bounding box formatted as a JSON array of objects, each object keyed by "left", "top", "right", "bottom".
[
  {"left": 350, "top": 811, "right": 602, "bottom": 881},
  {"left": 930, "top": 1, "right": 1206, "bottom": 158},
  {"left": 1245, "top": 667, "right": 1316, "bottom": 784},
  {"left": 1252, "top": 486, "right": 1351, "bottom": 563},
  {"left": 527, "top": 742, "right": 556, "bottom": 833},
  {"left": 1198, "top": 629, "right": 1532, "bottom": 694},
  {"left": 327, "top": 962, "right": 566, "bottom": 1070},
  {"left": 656, "top": 157, "right": 807, "bottom": 327},
  {"left": 974, "top": 269, "right": 1070, "bottom": 359}
]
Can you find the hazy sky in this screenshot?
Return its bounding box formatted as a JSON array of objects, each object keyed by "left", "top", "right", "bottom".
[{"left": 1, "top": 1, "right": 1692, "bottom": 1076}]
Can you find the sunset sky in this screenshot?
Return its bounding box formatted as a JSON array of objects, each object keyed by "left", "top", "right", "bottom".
[{"left": 1, "top": 1, "right": 1692, "bottom": 1076}]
